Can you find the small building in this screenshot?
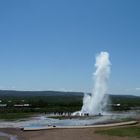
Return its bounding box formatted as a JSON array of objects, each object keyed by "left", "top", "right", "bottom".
[
  {"left": 0, "top": 104, "right": 7, "bottom": 107},
  {"left": 23, "top": 104, "right": 30, "bottom": 107},
  {"left": 14, "top": 104, "right": 24, "bottom": 107},
  {"left": 14, "top": 104, "right": 30, "bottom": 107}
]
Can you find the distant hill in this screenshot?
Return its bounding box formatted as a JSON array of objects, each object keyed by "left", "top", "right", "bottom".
[
  {"left": 0, "top": 90, "right": 140, "bottom": 109},
  {"left": 110, "top": 94, "right": 140, "bottom": 99},
  {"left": 0, "top": 90, "right": 140, "bottom": 99},
  {"left": 0, "top": 90, "right": 84, "bottom": 97}
]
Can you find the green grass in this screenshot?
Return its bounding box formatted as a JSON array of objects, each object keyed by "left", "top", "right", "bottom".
[
  {"left": 48, "top": 115, "right": 101, "bottom": 120},
  {"left": 48, "top": 116, "right": 68, "bottom": 119},
  {"left": 95, "top": 125, "right": 140, "bottom": 138},
  {"left": 0, "top": 112, "right": 36, "bottom": 121},
  {"left": 0, "top": 136, "right": 9, "bottom": 140},
  {"left": 48, "top": 115, "right": 83, "bottom": 119}
]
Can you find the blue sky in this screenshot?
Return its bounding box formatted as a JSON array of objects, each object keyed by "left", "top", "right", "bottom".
[{"left": 0, "top": 0, "right": 140, "bottom": 95}]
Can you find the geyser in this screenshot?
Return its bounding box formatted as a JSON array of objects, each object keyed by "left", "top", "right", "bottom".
[
  {"left": 73, "top": 51, "right": 111, "bottom": 116},
  {"left": 82, "top": 51, "right": 111, "bottom": 115}
]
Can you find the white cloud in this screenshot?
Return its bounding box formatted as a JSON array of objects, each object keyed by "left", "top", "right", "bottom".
[
  {"left": 125, "top": 88, "right": 140, "bottom": 91},
  {"left": 135, "top": 88, "right": 140, "bottom": 91},
  {"left": 109, "top": 88, "right": 140, "bottom": 96}
]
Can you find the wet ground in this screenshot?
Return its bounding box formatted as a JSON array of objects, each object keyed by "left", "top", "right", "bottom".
[
  {"left": 0, "top": 131, "right": 18, "bottom": 140},
  {"left": 0, "top": 111, "right": 139, "bottom": 129}
]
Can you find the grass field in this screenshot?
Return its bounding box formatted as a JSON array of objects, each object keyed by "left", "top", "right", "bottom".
[
  {"left": 0, "top": 92, "right": 140, "bottom": 120},
  {"left": 95, "top": 125, "right": 140, "bottom": 138},
  {"left": 0, "top": 136, "right": 8, "bottom": 140},
  {"left": 0, "top": 112, "right": 36, "bottom": 121}
]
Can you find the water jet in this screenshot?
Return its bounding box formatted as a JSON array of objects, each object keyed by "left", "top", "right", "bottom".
[{"left": 73, "top": 51, "right": 111, "bottom": 116}]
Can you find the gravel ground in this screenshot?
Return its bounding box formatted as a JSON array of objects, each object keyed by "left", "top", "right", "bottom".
[{"left": 0, "top": 125, "right": 140, "bottom": 140}]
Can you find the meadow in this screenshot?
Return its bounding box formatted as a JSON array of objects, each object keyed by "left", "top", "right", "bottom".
[
  {"left": 95, "top": 125, "right": 140, "bottom": 138},
  {"left": 0, "top": 90, "right": 140, "bottom": 120}
]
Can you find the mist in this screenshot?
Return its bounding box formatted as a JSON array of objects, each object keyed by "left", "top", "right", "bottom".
[{"left": 81, "top": 52, "right": 111, "bottom": 115}]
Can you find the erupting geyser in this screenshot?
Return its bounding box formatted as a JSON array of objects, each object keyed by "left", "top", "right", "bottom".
[{"left": 73, "top": 51, "right": 111, "bottom": 116}]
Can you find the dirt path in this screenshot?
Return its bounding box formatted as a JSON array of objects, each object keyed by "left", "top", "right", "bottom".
[{"left": 0, "top": 127, "right": 140, "bottom": 140}]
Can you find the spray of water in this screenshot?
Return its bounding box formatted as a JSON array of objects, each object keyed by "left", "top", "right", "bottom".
[
  {"left": 72, "top": 52, "right": 111, "bottom": 116},
  {"left": 81, "top": 51, "right": 111, "bottom": 115}
]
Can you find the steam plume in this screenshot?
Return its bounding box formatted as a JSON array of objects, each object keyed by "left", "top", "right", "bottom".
[{"left": 81, "top": 51, "right": 111, "bottom": 115}]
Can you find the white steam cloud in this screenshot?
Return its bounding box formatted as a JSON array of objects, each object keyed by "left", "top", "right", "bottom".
[{"left": 80, "top": 51, "right": 111, "bottom": 115}]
